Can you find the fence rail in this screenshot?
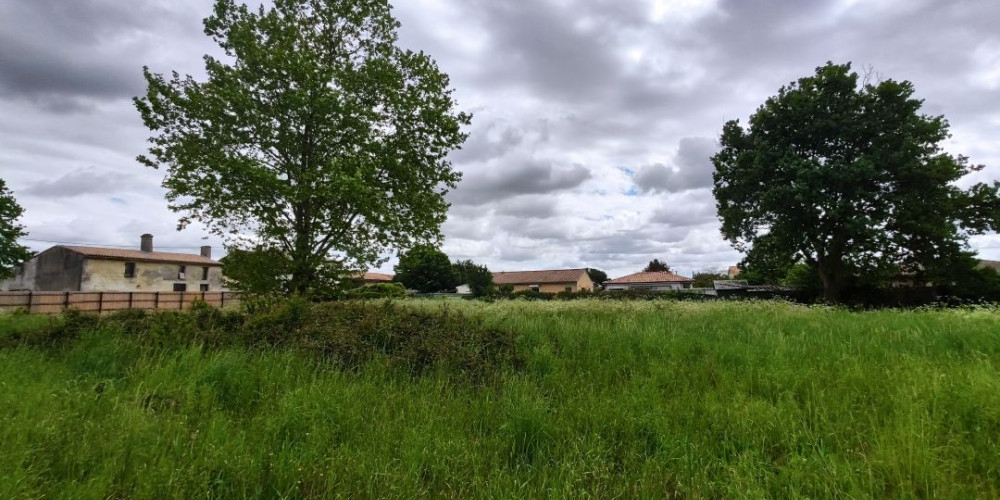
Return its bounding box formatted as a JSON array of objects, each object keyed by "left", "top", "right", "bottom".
[{"left": 0, "top": 291, "right": 241, "bottom": 315}]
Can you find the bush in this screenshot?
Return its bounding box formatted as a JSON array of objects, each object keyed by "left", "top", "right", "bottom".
[
  {"left": 344, "top": 282, "right": 406, "bottom": 299},
  {"left": 2, "top": 298, "right": 520, "bottom": 384},
  {"left": 512, "top": 290, "right": 555, "bottom": 301}
]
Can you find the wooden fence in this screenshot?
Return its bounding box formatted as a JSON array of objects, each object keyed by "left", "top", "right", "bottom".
[{"left": 0, "top": 291, "right": 241, "bottom": 315}]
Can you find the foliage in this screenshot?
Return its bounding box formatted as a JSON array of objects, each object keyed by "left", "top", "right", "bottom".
[
  {"left": 0, "top": 179, "right": 32, "bottom": 279},
  {"left": 691, "top": 270, "right": 729, "bottom": 288},
  {"left": 452, "top": 259, "right": 495, "bottom": 297},
  {"left": 4, "top": 300, "right": 1000, "bottom": 497},
  {"left": 642, "top": 259, "right": 672, "bottom": 273},
  {"left": 394, "top": 245, "right": 458, "bottom": 293},
  {"left": 134, "top": 0, "right": 471, "bottom": 295},
  {"left": 219, "top": 247, "right": 292, "bottom": 294},
  {"left": 713, "top": 62, "right": 1000, "bottom": 302},
  {"left": 344, "top": 282, "right": 406, "bottom": 300},
  {"left": 585, "top": 268, "right": 608, "bottom": 287}
]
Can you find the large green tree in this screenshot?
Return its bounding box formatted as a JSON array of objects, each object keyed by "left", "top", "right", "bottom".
[
  {"left": 642, "top": 259, "right": 672, "bottom": 273},
  {"left": 453, "top": 259, "right": 495, "bottom": 297},
  {"left": 0, "top": 179, "right": 32, "bottom": 279},
  {"left": 135, "top": 0, "right": 470, "bottom": 295},
  {"left": 586, "top": 268, "right": 608, "bottom": 287},
  {"left": 713, "top": 62, "right": 1000, "bottom": 301},
  {"left": 394, "top": 245, "right": 457, "bottom": 293}
]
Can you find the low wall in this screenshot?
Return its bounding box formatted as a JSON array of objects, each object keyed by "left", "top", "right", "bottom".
[{"left": 0, "top": 291, "right": 241, "bottom": 315}]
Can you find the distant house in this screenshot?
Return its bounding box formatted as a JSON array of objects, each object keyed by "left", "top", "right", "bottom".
[
  {"left": 604, "top": 271, "right": 694, "bottom": 291},
  {"left": 492, "top": 268, "right": 595, "bottom": 293},
  {"left": 978, "top": 260, "right": 1000, "bottom": 274},
  {"left": 360, "top": 272, "right": 394, "bottom": 284},
  {"left": 1, "top": 234, "right": 224, "bottom": 292}
]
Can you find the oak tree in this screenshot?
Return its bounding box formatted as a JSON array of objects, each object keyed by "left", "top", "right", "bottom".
[
  {"left": 394, "top": 245, "right": 457, "bottom": 293},
  {"left": 713, "top": 62, "right": 1000, "bottom": 301},
  {"left": 135, "top": 0, "right": 470, "bottom": 295},
  {"left": 643, "top": 259, "right": 672, "bottom": 273}
]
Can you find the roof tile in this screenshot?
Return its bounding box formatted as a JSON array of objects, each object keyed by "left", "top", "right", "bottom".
[
  {"left": 61, "top": 246, "right": 221, "bottom": 265},
  {"left": 492, "top": 268, "right": 587, "bottom": 285},
  {"left": 605, "top": 271, "right": 693, "bottom": 284}
]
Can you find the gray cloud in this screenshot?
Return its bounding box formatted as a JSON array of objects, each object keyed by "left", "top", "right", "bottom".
[
  {"left": 635, "top": 137, "right": 718, "bottom": 193},
  {"left": 4, "top": 0, "right": 1000, "bottom": 278},
  {"left": 0, "top": 0, "right": 198, "bottom": 105},
  {"left": 22, "top": 167, "right": 146, "bottom": 198},
  {"left": 450, "top": 162, "right": 592, "bottom": 206},
  {"left": 494, "top": 197, "right": 560, "bottom": 219}
]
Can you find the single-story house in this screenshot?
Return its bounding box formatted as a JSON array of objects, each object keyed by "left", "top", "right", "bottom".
[
  {"left": 604, "top": 271, "right": 694, "bottom": 291},
  {"left": 492, "top": 268, "right": 595, "bottom": 293},
  {"left": 360, "top": 272, "right": 394, "bottom": 284},
  {"left": 1, "top": 234, "right": 224, "bottom": 292}
]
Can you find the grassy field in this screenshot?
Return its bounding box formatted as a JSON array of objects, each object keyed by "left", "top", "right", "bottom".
[{"left": 2, "top": 300, "right": 999, "bottom": 498}]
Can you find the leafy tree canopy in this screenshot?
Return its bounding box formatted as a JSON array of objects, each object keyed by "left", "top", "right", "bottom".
[
  {"left": 643, "top": 259, "right": 672, "bottom": 273},
  {"left": 135, "top": 0, "right": 470, "bottom": 295},
  {"left": 586, "top": 268, "right": 608, "bottom": 287},
  {"left": 713, "top": 62, "right": 1000, "bottom": 302},
  {"left": 0, "top": 179, "right": 32, "bottom": 279},
  {"left": 453, "top": 259, "right": 495, "bottom": 297},
  {"left": 691, "top": 271, "right": 729, "bottom": 289},
  {"left": 395, "top": 245, "right": 457, "bottom": 293}
]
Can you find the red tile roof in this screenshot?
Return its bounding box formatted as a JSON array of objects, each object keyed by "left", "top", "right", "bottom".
[
  {"left": 492, "top": 268, "right": 588, "bottom": 285},
  {"left": 61, "top": 246, "right": 221, "bottom": 265},
  {"left": 605, "top": 271, "right": 693, "bottom": 284},
  {"left": 362, "top": 272, "right": 394, "bottom": 282}
]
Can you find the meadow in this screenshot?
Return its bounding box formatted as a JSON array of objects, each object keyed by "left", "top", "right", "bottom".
[{"left": 1, "top": 299, "right": 999, "bottom": 499}]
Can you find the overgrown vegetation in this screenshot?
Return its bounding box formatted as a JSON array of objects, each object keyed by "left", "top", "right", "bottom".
[{"left": 2, "top": 300, "right": 1000, "bottom": 498}]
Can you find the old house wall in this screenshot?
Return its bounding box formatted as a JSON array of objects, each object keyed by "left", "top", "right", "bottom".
[
  {"left": 81, "top": 259, "right": 225, "bottom": 292},
  {"left": 1, "top": 247, "right": 85, "bottom": 291}
]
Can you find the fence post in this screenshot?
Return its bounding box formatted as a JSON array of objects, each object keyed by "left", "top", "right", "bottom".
[
  {"left": 26, "top": 291, "right": 32, "bottom": 314},
  {"left": 98, "top": 292, "right": 103, "bottom": 315},
  {"left": 128, "top": 292, "right": 133, "bottom": 309},
  {"left": 154, "top": 292, "right": 159, "bottom": 310},
  {"left": 220, "top": 292, "right": 225, "bottom": 308},
  {"left": 63, "top": 291, "right": 70, "bottom": 312},
  {"left": 179, "top": 292, "right": 184, "bottom": 311}
]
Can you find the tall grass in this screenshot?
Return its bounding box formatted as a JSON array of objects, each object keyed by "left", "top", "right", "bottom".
[{"left": 1, "top": 300, "right": 999, "bottom": 498}]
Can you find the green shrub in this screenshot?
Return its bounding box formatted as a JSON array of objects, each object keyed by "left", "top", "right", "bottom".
[
  {"left": 344, "top": 282, "right": 406, "bottom": 299},
  {"left": 511, "top": 290, "right": 555, "bottom": 301},
  {"left": 2, "top": 298, "right": 520, "bottom": 384}
]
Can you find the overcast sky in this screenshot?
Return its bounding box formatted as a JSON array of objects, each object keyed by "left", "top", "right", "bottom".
[{"left": 2, "top": 0, "right": 999, "bottom": 278}]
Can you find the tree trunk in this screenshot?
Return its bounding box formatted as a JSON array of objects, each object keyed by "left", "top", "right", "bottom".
[{"left": 817, "top": 261, "right": 845, "bottom": 303}]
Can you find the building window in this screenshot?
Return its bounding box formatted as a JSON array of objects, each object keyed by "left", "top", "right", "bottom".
[
  {"left": 201, "top": 266, "right": 209, "bottom": 280},
  {"left": 178, "top": 265, "right": 186, "bottom": 280},
  {"left": 200, "top": 284, "right": 209, "bottom": 291},
  {"left": 124, "top": 262, "right": 136, "bottom": 278},
  {"left": 529, "top": 285, "right": 540, "bottom": 292},
  {"left": 565, "top": 286, "right": 572, "bottom": 292},
  {"left": 173, "top": 283, "right": 187, "bottom": 292}
]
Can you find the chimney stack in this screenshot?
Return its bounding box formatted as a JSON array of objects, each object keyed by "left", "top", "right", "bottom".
[
  {"left": 200, "top": 246, "right": 212, "bottom": 259},
  {"left": 140, "top": 234, "right": 153, "bottom": 252}
]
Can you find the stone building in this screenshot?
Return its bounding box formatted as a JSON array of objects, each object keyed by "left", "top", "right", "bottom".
[{"left": 1, "top": 234, "right": 225, "bottom": 292}]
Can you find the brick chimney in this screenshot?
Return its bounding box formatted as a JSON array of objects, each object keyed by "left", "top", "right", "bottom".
[
  {"left": 200, "top": 246, "right": 212, "bottom": 259},
  {"left": 140, "top": 234, "right": 153, "bottom": 252}
]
